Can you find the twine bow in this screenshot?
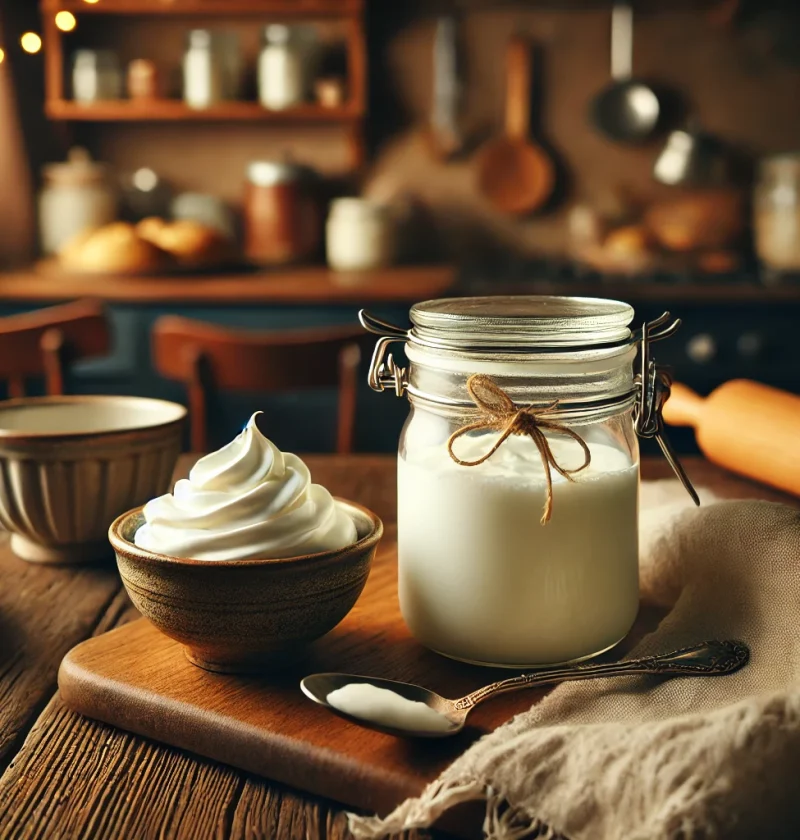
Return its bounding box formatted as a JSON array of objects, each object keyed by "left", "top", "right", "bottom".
[{"left": 447, "top": 375, "right": 592, "bottom": 524}]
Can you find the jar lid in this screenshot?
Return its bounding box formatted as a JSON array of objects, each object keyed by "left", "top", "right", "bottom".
[
  {"left": 73, "top": 49, "right": 119, "bottom": 67},
  {"left": 188, "top": 29, "right": 213, "bottom": 49},
  {"left": 42, "top": 147, "right": 113, "bottom": 188},
  {"left": 330, "top": 198, "right": 392, "bottom": 219},
  {"left": 264, "top": 23, "right": 316, "bottom": 45},
  {"left": 247, "top": 159, "right": 316, "bottom": 187},
  {"left": 759, "top": 152, "right": 800, "bottom": 176},
  {"left": 409, "top": 296, "right": 635, "bottom": 350}
]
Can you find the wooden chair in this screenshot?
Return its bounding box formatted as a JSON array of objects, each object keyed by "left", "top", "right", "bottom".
[
  {"left": 0, "top": 298, "right": 110, "bottom": 397},
  {"left": 151, "top": 315, "right": 365, "bottom": 453}
]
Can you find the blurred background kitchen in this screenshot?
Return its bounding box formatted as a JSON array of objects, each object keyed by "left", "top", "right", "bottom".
[{"left": 0, "top": 0, "right": 798, "bottom": 454}]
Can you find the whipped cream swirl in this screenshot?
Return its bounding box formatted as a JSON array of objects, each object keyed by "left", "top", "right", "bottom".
[{"left": 134, "top": 413, "right": 358, "bottom": 561}]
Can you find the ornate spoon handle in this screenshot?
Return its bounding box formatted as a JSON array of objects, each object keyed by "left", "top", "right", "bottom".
[{"left": 454, "top": 640, "right": 749, "bottom": 711}]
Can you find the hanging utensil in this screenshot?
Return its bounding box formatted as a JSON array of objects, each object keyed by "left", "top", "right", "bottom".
[
  {"left": 653, "top": 122, "right": 732, "bottom": 187},
  {"left": 427, "top": 15, "right": 465, "bottom": 160},
  {"left": 590, "top": 2, "right": 660, "bottom": 144},
  {"left": 476, "top": 35, "right": 554, "bottom": 215}
]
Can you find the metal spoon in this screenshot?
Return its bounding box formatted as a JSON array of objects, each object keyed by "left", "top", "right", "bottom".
[
  {"left": 301, "top": 640, "right": 749, "bottom": 739},
  {"left": 590, "top": 2, "right": 660, "bottom": 143}
]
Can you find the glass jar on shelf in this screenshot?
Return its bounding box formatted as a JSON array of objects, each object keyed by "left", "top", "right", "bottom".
[
  {"left": 360, "top": 297, "right": 697, "bottom": 668},
  {"left": 258, "top": 24, "right": 318, "bottom": 110},
  {"left": 754, "top": 152, "right": 800, "bottom": 276},
  {"left": 72, "top": 50, "right": 123, "bottom": 103},
  {"left": 183, "top": 29, "right": 222, "bottom": 109}
]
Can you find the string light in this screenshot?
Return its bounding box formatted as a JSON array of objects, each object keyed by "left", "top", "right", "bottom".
[
  {"left": 20, "top": 33, "right": 42, "bottom": 54},
  {"left": 55, "top": 11, "right": 77, "bottom": 32},
  {"left": 0, "top": 49, "right": 5, "bottom": 65}
]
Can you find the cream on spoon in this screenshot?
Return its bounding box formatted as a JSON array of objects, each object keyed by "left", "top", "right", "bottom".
[{"left": 301, "top": 640, "right": 749, "bottom": 739}]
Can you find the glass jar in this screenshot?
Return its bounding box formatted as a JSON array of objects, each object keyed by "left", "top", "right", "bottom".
[
  {"left": 258, "top": 24, "right": 317, "bottom": 110},
  {"left": 183, "top": 29, "right": 223, "bottom": 109},
  {"left": 326, "top": 198, "right": 397, "bottom": 272},
  {"left": 38, "top": 147, "right": 118, "bottom": 256},
  {"left": 243, "top": 160, "right": 322, "bottom": 265},
  {"left": 72, "top": 50, "right": 123, "bottom": 103},
  {"left": 754, "top": 153, "right": 800, "bottom": 274},
  {"left": 361, "top": 296, "right": 695, "bottom": 668}
]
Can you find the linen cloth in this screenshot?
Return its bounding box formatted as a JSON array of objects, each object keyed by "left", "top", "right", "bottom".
[{"left": 349, "top": 481, "right": 800, "bottom": 840}]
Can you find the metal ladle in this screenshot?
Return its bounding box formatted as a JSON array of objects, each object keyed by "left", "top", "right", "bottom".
[
  {"left": 590, "top": 2, "right": 660, "bottom": 143},
  {"left": 301, "top": 640, "right": 748, "bottom": 739},
  {"left": 653, "top": 123, "right": 732, "bottom": 187}
]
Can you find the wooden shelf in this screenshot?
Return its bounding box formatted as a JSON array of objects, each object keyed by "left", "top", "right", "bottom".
[
  {"left": 43, "top": 0, "right": 362, "bottom": 16},
  {"left": 46, "top": 99, "right": 362, "bottom": 123},
  {"left": 0, "top": 265, "right": 456, "bottom": 305},
  {"left": 461, "top": 279, "right": 800, "bottom": 304}
]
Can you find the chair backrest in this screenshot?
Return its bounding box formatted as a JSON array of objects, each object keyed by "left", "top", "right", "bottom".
[
  {"left": 0, "top": 298, "right": 111, "bottom": 397},
  {"left": 151, "top": 315, "right": 365, "bottom": 453}
]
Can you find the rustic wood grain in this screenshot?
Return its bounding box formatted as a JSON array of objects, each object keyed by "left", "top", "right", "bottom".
[
  {"left": 0, "top": 265, "right": 455, "bottom": 304},
  {"left": 0, "top": 454, "right": 793, "bottom": 840},
  {"left": 0, "top": 546, "right": 122, "bottom": 772}
]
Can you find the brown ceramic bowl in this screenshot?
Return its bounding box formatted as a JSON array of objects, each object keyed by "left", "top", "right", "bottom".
[
  {"left": 109, "top": 500, "right": 383, "bottom": 674},
  {"left": 0, "top": 395, "right": 186, "bottom": 564}
]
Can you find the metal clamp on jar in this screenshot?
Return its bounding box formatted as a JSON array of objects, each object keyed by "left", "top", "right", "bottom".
[{"left": 360, "top": 296, "right": 697, "bottom": 669}]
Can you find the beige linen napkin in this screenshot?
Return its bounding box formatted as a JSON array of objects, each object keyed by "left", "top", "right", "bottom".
[{"left": 349, "top": 481, "right": 800, "bottom": 840}]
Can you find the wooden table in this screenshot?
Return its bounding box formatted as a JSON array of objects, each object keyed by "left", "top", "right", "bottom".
[{"left": 0, "top": 455, "right": 792, "bottom": 840}]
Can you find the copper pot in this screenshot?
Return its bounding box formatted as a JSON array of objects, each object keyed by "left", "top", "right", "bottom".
[
  {"left": 243, "top": 160, "right": 321, "bottom": 265},
  {"left": 644, "top": 188, "right": 745, "bottom": 253}
]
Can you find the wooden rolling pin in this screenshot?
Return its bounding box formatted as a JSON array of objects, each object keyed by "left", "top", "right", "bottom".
[{"left": 663, "top": 379, "right": 800, "bottom": 496}]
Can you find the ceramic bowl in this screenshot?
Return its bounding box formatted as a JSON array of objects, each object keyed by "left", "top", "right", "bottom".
[
  {"left": 109, "top": 500, "right": 383, "bottom": 674},
  {"left": 0, "top": 396, "right": 186, "bottom": 564}
]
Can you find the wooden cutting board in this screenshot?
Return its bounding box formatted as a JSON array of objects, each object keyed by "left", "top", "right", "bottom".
[{"left": 58, "top": 532, "right": 653, "bottom": 837}]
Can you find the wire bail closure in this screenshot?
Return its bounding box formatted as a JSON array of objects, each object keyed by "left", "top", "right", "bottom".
[
  {"left": 359, "top": 307, "right": 700, "bottom": 505},
  {"left": 634, "top": 313, "right": 700, "bottom": 505}
]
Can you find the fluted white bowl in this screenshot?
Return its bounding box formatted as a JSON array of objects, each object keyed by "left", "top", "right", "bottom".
[{"left": 0, "top": 396, "right": 186, "bottom": 564}]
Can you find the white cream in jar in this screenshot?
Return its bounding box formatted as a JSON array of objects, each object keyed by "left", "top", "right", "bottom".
[
  {"left": 398, "top": 432, "right": 639, "bottom": 667},
  {"left": 362, "top": 296, "right": 695, "bottom": 669}
]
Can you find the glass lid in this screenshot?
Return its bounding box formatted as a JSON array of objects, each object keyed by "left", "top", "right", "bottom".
[{"left": 409, "top": 296, "right": 635, "bottom": 350}]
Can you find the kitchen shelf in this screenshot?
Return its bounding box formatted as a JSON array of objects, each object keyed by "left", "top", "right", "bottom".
[
  {"left": 43, "top": 0, "right": 362, "bottom": 16},
  {"left": 40, "top": 0, "right": 368, "bottom": 166},
  {"left": 45, "top": 99, "right": 362, "bottom": 123}
]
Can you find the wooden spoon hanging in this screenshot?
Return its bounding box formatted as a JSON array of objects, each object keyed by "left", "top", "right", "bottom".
[{"left": 476, "top": 35, "right": 554, "bottom": 215}]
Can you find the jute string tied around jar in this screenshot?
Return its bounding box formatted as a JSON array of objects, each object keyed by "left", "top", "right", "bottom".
[{"left": 446, "top": 374, "right": 592, "bottom": 524}]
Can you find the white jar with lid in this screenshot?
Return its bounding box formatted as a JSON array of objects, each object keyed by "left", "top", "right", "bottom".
[
  {"left": 38, "top": 147, "right": 118, "bottom": 255},
  {"left": 361, "top": 297, "right": 697, "bottom": 668},
  {"left": 754, "top": 152, "right": 800, "bottom": 274},
  {"left": 258, "top": 24, "right": 316, "bottom": 110},
  {"left": 326, "top": 198, "right": 397, "bottom": 271}
]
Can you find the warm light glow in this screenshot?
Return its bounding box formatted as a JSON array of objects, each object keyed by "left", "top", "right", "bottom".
[
  {"left": 83, "top": 0, "right": 100, "bottom": 4},
  {"left": 0, "top": 49, "right": 5, "bottom": 65},
  {"left": 20, "top": 33, "right": 42, "bottom": 54},
  {"left": 55, "top": 11, "right": 77, "bottom": 32}
]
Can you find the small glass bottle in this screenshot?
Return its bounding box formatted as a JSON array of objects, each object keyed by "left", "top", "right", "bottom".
[
  {"left": 72, "top": 50, "right": 123, "bottom": 103},
  {"left": 183, "top": 29, "right": 223, "bottom": 110},
  {"left": 258, "top": 24, "right": 316, "bottom": 110}
]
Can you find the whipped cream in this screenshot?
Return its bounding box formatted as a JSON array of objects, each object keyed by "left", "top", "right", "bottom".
[{"left": 134, "top": 413, "right": 358, "bottom": 561}]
